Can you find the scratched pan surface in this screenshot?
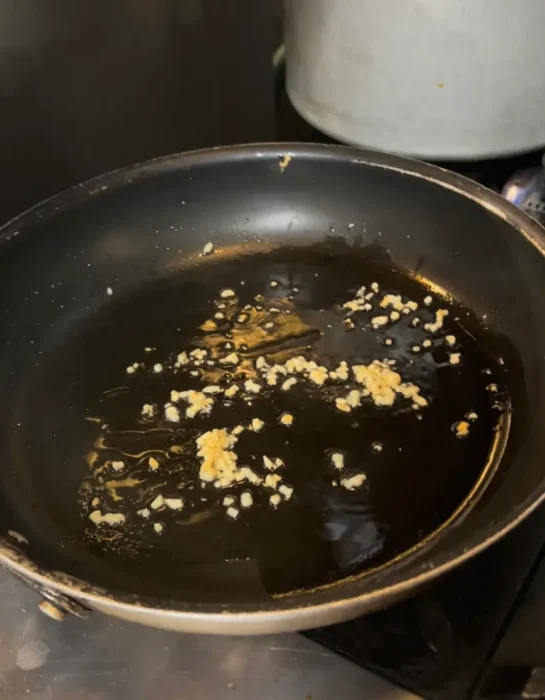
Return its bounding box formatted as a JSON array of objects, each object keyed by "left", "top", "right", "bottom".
[{"left": 0, "top": 145, "right": 544, "bottom": 630}]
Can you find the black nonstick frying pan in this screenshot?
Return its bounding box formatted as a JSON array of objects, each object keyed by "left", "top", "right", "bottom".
[{"left": 1, "top": 143, "right": 545, "bottom": 635}]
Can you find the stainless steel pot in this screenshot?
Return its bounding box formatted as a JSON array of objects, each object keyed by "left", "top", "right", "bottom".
[{"left": 285, "top": 0, "right": 545, "bottom": 159}]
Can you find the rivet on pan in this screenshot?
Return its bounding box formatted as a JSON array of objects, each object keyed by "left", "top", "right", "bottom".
[{"left": 39, "top": 600, "right": 65, "bottom": 621}]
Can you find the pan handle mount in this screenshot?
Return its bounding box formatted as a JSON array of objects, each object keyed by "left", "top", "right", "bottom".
[{"left": 11, "top": 570, "right": 92, "bottom": 621}]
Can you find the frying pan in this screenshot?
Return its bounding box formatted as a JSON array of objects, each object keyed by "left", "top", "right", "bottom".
[{"left": 1, "top": 143, "right": 545, "bottom": 635}]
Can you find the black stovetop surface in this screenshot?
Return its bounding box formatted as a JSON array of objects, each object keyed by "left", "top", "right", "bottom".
[{"left": 305, "top": 509, "right": 545, "bottom": 700}]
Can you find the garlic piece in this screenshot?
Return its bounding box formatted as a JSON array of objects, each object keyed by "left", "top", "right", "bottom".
[
  {"left": 331, "top": 453, "right": 344, "bottom": 470},
  {"left": 341, "top": 474, "right": 367, "bottom": 490},
  {"left": 279, "top": 413, "right": 294, "bottom": 427},
  {"left": 89, "top": 510, "right": 126, "bottom": 526},
  {"left": 250, "top": 418, "right": 264, "bottom": 432}
]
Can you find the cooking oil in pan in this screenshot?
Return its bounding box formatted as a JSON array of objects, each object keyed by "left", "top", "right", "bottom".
[{"left": 69, "top": 245, "right": 511, "bottom": 601}]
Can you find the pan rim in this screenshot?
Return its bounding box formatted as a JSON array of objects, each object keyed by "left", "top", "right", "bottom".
[{"left": 1, "top": 142, "right": 545, "bottom": 624}]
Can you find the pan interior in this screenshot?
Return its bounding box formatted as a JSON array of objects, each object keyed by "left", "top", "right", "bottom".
[{"left": 0, "top": 243, "right": 509, "bottom": 604}]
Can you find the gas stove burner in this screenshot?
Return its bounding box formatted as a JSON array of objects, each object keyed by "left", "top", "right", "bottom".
[{"left": 502, "top": 153, "right": 545, "bottom": 226}]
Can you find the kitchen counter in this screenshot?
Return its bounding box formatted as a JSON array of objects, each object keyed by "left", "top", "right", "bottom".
[{"left": 0, "top": 569, "right": 419, "bottom": 699}]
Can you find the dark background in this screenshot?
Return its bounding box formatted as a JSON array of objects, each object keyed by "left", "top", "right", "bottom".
[{"left": 0, "top": 0, "right": 277, "bottom": 223}]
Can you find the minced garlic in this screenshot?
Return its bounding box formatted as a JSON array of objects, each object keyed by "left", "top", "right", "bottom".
[
  {"left": 200, "top": 319, "right": 217, "bottom": 332},
  {"left": 202, "top": 242, "right": 214, "bottom": 256},
  {"left": 425, "top": 309, "right": 449, "bottom": 333},
  {"left": 141, "top": 404, "right": 155, "bottom": 418},
  {"left": 250, "top": 418, "right": 264, "bottom": 432},
  {"left": 343, "top": 299, "right": 366, "bottom": 313},
  {"left": 148, "top": 457, "right": 160, "bottom": 471},
  {"left": 347, "top": 390, "right": 361, "bottom": 408},
  {"left": 190, "top": 348, "right": 207, "bottom": 361},
  {"left": 224, "top": 384, "right": 240, "bottom": 398},
  {"left": 449, "top": 353, "right": 461, "bottom": 365},
  {"left": 278, "top": 484, "right": 293, "bottom": 500},
  {"left": 264, "top": 474, "right": 282, "bottom": 489},
  {"left": 177, "top": 351, "right": 189, "bottom": 365},
  {"left": 178, "top": 390, "right": 214, "bottom": 418},
  {"left": 197, "top": 428, "right": 239, "bottom": 486},
  {"left": 284, "top": 356, "right": 309, "bottom": 373},
  {"left": 203, "top": 385, "right": 222, "bottom": 394},
  {"left": 220, "top": 289, "right": 235, "bottom": 298},
  {"left": 280, "top": 413, "right": 294, "bottom": 426},
  {"left": 226, "top": 506, "right": 239, "bottom": 519},
  {"left": 263, "top": 455, "right": 276, "bottom": 470},
  {"left": 379, "top": 294, "right": 418, "bottom": 316},
  {"left": 220, "top": 352, "right": 239, "bottom": 365},
  {"left": 151, "top": 495, "right": 165, "bottom": 510},
  {"left": 269, "top": 494, "right": 281, "bottom": 507},
  {"left": 256, "top": 356, "right": 268, "bottom": 370},
  {"left": 308, "top": 366, "right": 329, "bottom": 386},
  {"left": 335, "top": 397, "right": 351, "bottom": 413},
  {"left": 330, "top": 362, "right": 349, "bottom": 381},
  {"left": 341, "top": 474, "right": 367, "bottom": 490},
  {"left": 244, "top": 379, "right": 261, "bottom": 394},
  {"left": 263, "top": 456, "right": 284, "bottom": 471},
  {"left": 264, "top": 364, "right": 288, "bottom": 386},
  {"left": 453, "top": 420, "right": 470, "bottom": 438},
  {"left": 331, "top": 453, "right": 344, "bottom": 469},
  {"left": 240, "top": 466, "right": 262, "bottom": 485},
  {"left": 164, "top": 497, "right": 184, "bottom": 510},
  {"left": 371, "top": 315, "right": 389, "bottom": 328},
  {"left": 89, "top": 510, "right": 126, "bottom": 526},
  {"left": 282, "top": 377, "right": 297, "bottom": 391},
  {"left": 352, "top": 360, "right": 427, "bottom": 408},
  {"left": 240, "top": 491, "right": 253, "bottom": 509},
  {"left": 165, "top": 405, "right": 180, "bottom": 423}
]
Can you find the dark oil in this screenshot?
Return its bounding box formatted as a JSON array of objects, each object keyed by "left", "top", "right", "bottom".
[{"left": 22, "top": 245, "right": 510, "bottom": 603}]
